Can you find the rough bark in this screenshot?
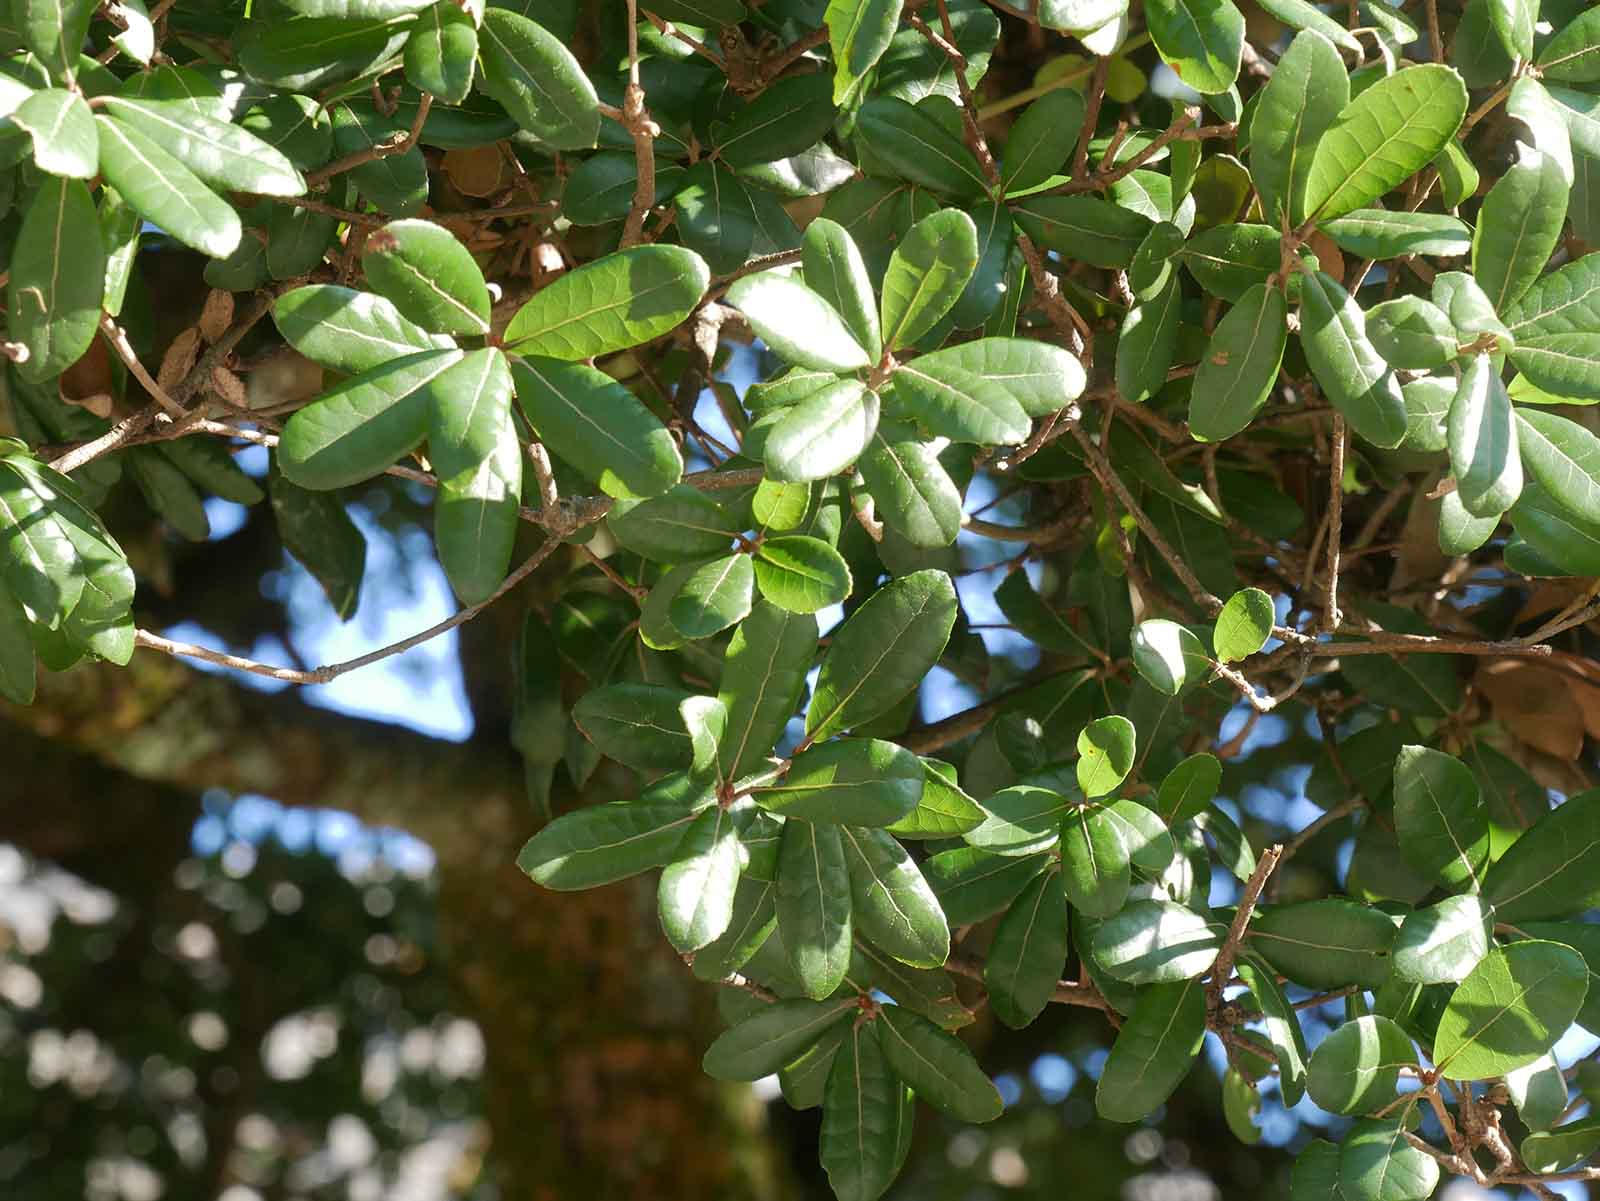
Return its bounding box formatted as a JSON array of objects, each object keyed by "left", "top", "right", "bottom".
[{"left": 5, "top": 653, "right": 788, "bottom": 1200}]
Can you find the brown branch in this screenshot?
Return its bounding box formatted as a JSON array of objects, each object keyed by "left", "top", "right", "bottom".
[
  {"left": 134, "top": 532, "right": 567, "bottom": 685},
  {"left": 1324, "top": 414, "right": 1346, "bottom": 632},
  {"left": 305, "top": 92, "right": 432, "bottom": 188},
  {"left": 99, "top": 316, "right": 185, "bottom": 417},
  {"left": 618, "top": 0, "right": 659, "bottom": 249},
  {"left": 1207, "top": 844, "right": 1282, "bottom": 1014}
]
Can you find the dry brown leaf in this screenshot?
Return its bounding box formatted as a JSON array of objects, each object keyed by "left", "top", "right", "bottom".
[
  {"left": 198, "top": 289, "right": 234, "bottom": 344},
  {"left": 58, "top": 338, "right": 115, "bottom": 418},
  {"left": 1517, "top": 579, "right": 1590, "bottom": 623},
  {"left": 158, "top": 327, "right": 202, "bottom": 392},
  {"left": 1476, "top": 659, "right": 1585, "bottom": 760},
  {"left": 210, "top": 366, "right": 249, "bottom": 409},
  {"left": 246, "top": 350, "right": 324, "bottom": 411},
  {"left": 444, "top": 147, "right": 506, "bottom": 198}
]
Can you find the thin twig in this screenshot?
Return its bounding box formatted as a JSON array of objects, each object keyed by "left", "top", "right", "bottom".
[
  {"left": 1208, "top": 845, "right": 1282, "bottom": 1015},
  {"left": 305, "top": 93, "right": 432, "bottom": 188}
]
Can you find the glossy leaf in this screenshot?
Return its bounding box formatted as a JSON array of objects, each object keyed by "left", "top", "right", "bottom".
[
  {"left": 777, "top": 820, "right": 854, "bottom": 999},
  {"left": 985, "top": 869, "right": 1069, "bottom": 1027},
  {"left": 1249, "top": 30, "right": 1347, "bottom": 225},
  {"left": 1516, "top": 407, "right": 1600, "bottom": 525},
  {"left": 274, "top": 284, "right": 454, "bottom": 375},
  {"left": 765, "top": 379, "right": 879, "bottom": 483},
  {"left": 802, "top": 217, "right": 882, "bottom": 361},
  {"left": 1339, "top": 1119, "right": 1439, "bottom": 1201},
  {"left": 1144, "top": 0, "right": 1244, "bottom": 95},
  {"left": 702, "top": 996, "right": 857, "bottom": 1080},
  {"left": 511, "top": 357, "right": 682, "bottom": 499},
  {"left": 1306, "top": 1015, "right": 1415, "bottom": 1115},
  {"left": 658, "top": 806, "right": 741, "bottom": 953},
  {"left": 1392, "top": 894, "right": 1492, "bottom": 985},
  {"left": 8, "top": 177, "right": 104, "bottom": 384},
  {"left": 1249, "top": 899, "right": 1397, "bottom": 990},
  {"left": 1092, "top": 899, "right": 1219, "bottom": 983},
  {"left": 363, "top": 219, "right": 491, "bottom": 336},
  {"left": 841, "top": 825, "right": 950, "bottom": 967},
  {"left": 1320, "top": 209, "right": 1473, "bottom": 259},
  {"left": 819, "top": 1021, "right": 905, "bottom": 1201},
  {"left": 1299, "top": 269, "right": 1407, "bottom": 449},
  {"left": 717, "top": 602, "right": 816, "bottom": 779},
  {"left": 1061, "top": 804, "right": 1131, "bottom": 916},
  {"left": 669, "top": 553, "right": 755, "bottom": 639},
  {"left": 404, "top": 1, "right": 477, "bottom": 103},
  {"left": 1434, "top": 941, "right": 1589, "bottom": 1080},
  {"left": 1188, "top": 283, "right": 1288, "bottom": 442},
  {"left": 757, "top": 740, "right": 923, "bottom": 827},
  {"left": 911, "top": 337, "right": 1086, "bottom": 418},
  {"left": 517, "top": 794, "right": 706, "bottom": 890},
  {"left": 876, "top": 1005, "right": 1003, "bottom": 1123},
  {"left": 1482, "top": 787, "right": 1600, "bottom": 921},
  {"left": 1096, "top": 978, "right": 1206, "bottom": 1122},
  {"left": 1076, "top": 716, "right": 1136, "bottom": 798},
  {"left": 879, "top": 209, "right": 979, "bottom": 351},
  {"left": 807, "top": 569, "right": 957, "bottom": 739},
  {"left": 428, "top": 349, "right": 520, "bottom": 604},
  {"left": 1303, "top": 65, "right": 1469, "bottom": 221},
  {"left": 477, "top": 8, "right": 599, "bottom": 150},
  {"left": 1214, "top": 588, "right": 1274, "bottom": 662},
  {"left": 506, "top": 245, "right": 709, "bottom": 360},
  {"left": 753, "top": 536, "right": 852, "bottom": 614},
  {"left": 1474, "top": 147, "right": 1568, "bottom": 312}
]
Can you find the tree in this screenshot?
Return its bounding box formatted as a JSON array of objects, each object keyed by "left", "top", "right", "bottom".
[{"left": 4, "top": 0, "right": 1600, "bottom": 1196}]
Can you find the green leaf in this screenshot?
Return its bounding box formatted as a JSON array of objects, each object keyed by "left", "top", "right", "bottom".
[
  {"left": 891, "top": 363, "right": 1031, "bottom": 445},
  {"left": 269, "top": 469, "right": 365, "bottom": 620},
  {"left": 702, "top": 996, "right": 857, "bottom": 1080},
  {"left": 658, "top": 806, "right": 741, "bottom": 953},
  {"left": 329, "top": 103, "right": 427, "bottom": 216},
  {"left": 1365, "top": 297, "right": 1458, "bottom": 370},
  {"left": 1180, "top": 224, "right": 1279, "bottom": 302},
  {"left": 726, "top": 271, "right": 872, "bottom": 372},
  {"left": 669, "top": 553, "right": 755, "bottom": 639},
  {"left": 1248, "top": 30, "right": 1347, "bottom": 225},
  {"left": 848, "top": 941, "right": 971, "bottom": 1031},
  {"left": 855, "top": 97, "right": 987, "bottom": 198},
  {"left": 1001, "top": 93, "right": 1082, "bottom": 195},
  {"left": 1339, "top": 1119, "right": 1439, "bottom": 1201},
  {"left": 1507, "top": 1052, "right": 1570, "bottom": 1134},
  {"left": 1092, "top": 899, "right": 1220, "bottom": 983},
  {"left": 1011, "top": 195, "right": 1152, "bottom": 268},
  {"left": 777, "top": 820, "right": 854, "bottom": 999},
  {"left": 1503, "top": 253, "right": 1600, "bottom": 400},
  {"left": 363, "top": 219, "right": 491, "bottom": 336},
  {"left": 925, "top": 847, "right": 1050, "bottom": 925},
  {"left": 510, "top": 357, "right": 682, "bottom": 498},
  {"left": 803, "top": 217, "right": 883, "bottom": 361},
  {"left": 857, "top": 427, "right": 963, "bottom": 548},
  {"left": 1257, "top": 0, "right": 1359, "bottom": 49},
  {"left": 1290, "top": 1139, "right": 1343, "bottom": 1198},
  {"left": 1299, "top": 268, "right": 1407, "bottom": 449},
  {"left": 717, "top": 72, "right": 836, "bottom": 169},
  {"left": 15, "top": 0, "right": 93, "bottom": 82},
  {"left": 0, "top": 581, "right": 35, "bottom": 705},
  {"left": 1391, "top": 744, "right": 1489, "bottom": 889},
  {"left": 1434, "top": 941, "right": 1589, "bottom": 1080},
  {"left": 756, "top": 739, "right": 923, "bottom": 827},
  {"left": 984, "top": 868, "right": 1069, "bottom": 1027},
  {"left": 516, "top": 793, "right": 706, "bottom": 890},
  {"left": 13, "top": 89, "right": 96, "bottom": 178},
  {"left": 1539, "top": 7, "right": 1600, "bottom": 83},
  {"left": 278, "top": 349, "right": 461, "bottom": 489},
  {"left": 1188, "top": 282, "right": 1289, "bottom": 442},
  {"left": 911, "top": 337, "right": 1086, "bottom": 417},
  {"left": 1306, "top": 1015, "right": 1416, "bottom": 1115},
  {"left": 675, "top": 161, "right": 799, "bottom": 275},
  {"left": 572, "top": 683, "right": 694, "bottom": 772},
  {"left": 1486, "top": 0, "right": 1535, "bottom": 60},
  {"left": 427, "top": 349, "right": 520, "bottom": 604},
  {"left": 807, "top": 569, "right": 957, "bottom": 740},
  {"left": 1061, "top": 804, "right": 1131, "bottom": 916},
  {"left": 880, "top": 208, "right": 978, "bottom": 350},
  {"left": 717, "top": 602, "right": 817, "bottom": 780},
  {"left": 820, "top": 1022, "right": 908, "bottom": 1201},
  {"left": 1116, "top": 272, "right": 1182, "bottom": 404},
  {"left": 1449, "top": 354, "right": 1523, "bottom": 517},
  {"left": 1516, "top": 407, "right": 1600, "bottom": 525},
  {"left": 7, "top": 177, "right": 104, "bottom": 383},
  {"left": 477, "top": 8, "right": 598, "bottom": 150},
  {"left": 876, "top": 1005, "right": 1003, "bottom": 1122},
  {"left": 1439, "top": 489, "right": 1501, "bottom": 556},
  {"left": 826, "top": 0, "right": 905, "bottom": 104},
  {"left": 1320, "top": 210, "right": 1473, "bottom": 259},
  {"left": 1235, "top": 954, "right": 1310, "bottom": 1104},
  {"left": 841, "top": 825, "right": 950, "bottom": 967},
  {"left": 1131, "top": 619, "right": 1210, "bottom": 695},
  {"left": 1249, "top": 899, "right": 1397, "bottom": 990},
  {"left": 605, "top": 485, "right": 737, "bottom": 560},
  {"left": 1096, "top": 978, "right": 1206, "bottom": 1122},
  {"left": 1214, "top": 587, "right": 1274, "bottom": 662},
  {"left": 1435, "top": 269, "right": 1515, "bottom": 354},
  {"left": 965, "top": 784, "right": 1074, "bottom": 856},
  {"left": 1523, "top": 1116, "right": 1600, "bottom": 1175},
  {"left": 1077, "top": 715, "right": 1136, "bottom": 798},
  {"left": 1474, "top": 148, "right": 1569, "bottom": 313},
  {"left": 1482, "top": 787, "right": 1600, "bottom": 921},
  {"left": 102, "top": 95, "right": 305, "bottom": 197},
  {"left": 765, "top": 379, "right": 879, "bottom": 483},
  {"left": 1392, "top": 894, "right": 1492, "bottom": 985},
  {"left": 1144, "top": 0, "right": 1244, "bottom": 94},
  {"left": 1303, "top": 65, "right": 1469, "bottom": 221},
  {"left": 885, "top": 760, "right": 986, "bottom": 840},
  {"left": 505, "top": 245, "right": 709, "bottom": 360},
  {"left": 273, "top": 284, "right": 454, "bottom": 375},
  {"left": 1401, "top": 376, "right": 1452, "bottom": 452},
  {"left": 404, "top": 1, "right": 477, "bottom": 103},
  {"left": 753, "top": 536, "right": 852, "bottom": 613},
  {"left": 1157, "top": 753, "right": 1222, "bottom": 823},
  {"left": 237, "top": 17, "right": 415, "bottom": 93}
]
